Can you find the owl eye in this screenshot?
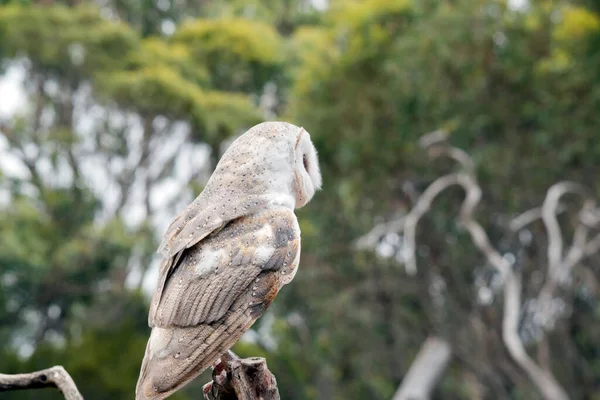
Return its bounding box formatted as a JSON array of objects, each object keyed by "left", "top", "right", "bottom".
[{"left": 303, "top": 154, "right": 309, "bottom": 172}]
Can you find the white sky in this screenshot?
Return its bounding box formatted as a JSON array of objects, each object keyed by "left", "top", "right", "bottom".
[
  {"left": 509, "top": 0, "right": 528, "bottom": 11},
  {"left": 0, "top": 64, "right": 27, "bottom": 117},
  {"left": 0, "top": 64, "right": 29, "bottom": 181}
]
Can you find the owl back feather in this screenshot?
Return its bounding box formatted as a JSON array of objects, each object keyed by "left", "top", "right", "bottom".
[
  {"left": 149, "top": 122, "right": 304, "bottom": 326},
  {"left": 138, "top": 207, "right": 300, "bottom": 399}
]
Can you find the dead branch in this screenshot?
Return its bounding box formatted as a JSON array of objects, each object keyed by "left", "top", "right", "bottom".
[
  {"left": 403, "top": 174, "right": 463, "bottom": 275},
  {"left": 534, "top": 183, "right": 597, "bottom": 331},
  {"left": 398, "top": 131, "right": 583, "bottom": 400},
  {"left": 510, "top": 205, "right": 567, "bottom": 232},
  {"left": 508, "top": 183, "right": 600, "bottom": 335},
  {"left": 203, "top": 351, "right": 280, "bottom": 400},
  {"left": 0, "top": 365, "right": 84, "bottom": 400},
  {"left": 354, "top": 216, "right": 406, "bottom": 251}
]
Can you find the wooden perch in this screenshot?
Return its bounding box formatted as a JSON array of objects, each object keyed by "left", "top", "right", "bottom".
[
  {"left": 0, "top": 365, "right": 84, "bottom": 400},
  {"left": 203, "top": 351, "right": 280, "bottom": 400}
]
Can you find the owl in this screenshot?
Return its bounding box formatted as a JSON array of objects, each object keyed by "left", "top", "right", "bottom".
[{"left": 135, "top": 122, "right": 322, "bottom": 400}]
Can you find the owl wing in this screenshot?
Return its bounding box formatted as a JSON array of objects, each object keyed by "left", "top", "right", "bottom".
[
  {"left": 149, "top": 194, "right": 273, "bottom": 327},
  {"left": 136, "top": 206, "right": 300, "bottom": 400}
]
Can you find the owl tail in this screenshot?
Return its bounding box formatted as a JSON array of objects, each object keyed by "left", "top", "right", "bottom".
[{"left": 135, "top": 312, "right": 255, "bottom": 400}]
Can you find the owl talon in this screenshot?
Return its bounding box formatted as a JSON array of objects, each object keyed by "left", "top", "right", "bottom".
[
  {"left": 202, "top": 382, "right": 213, "bottom": 397},
  {"left": 214, "top": 369, "right": 227, "bottom": 386},
  {"left": 211, "top": 358, "right": 226, "bottom": 378}
]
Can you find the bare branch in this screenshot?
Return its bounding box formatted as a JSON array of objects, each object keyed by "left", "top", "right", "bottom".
[
  {"left": 353, "top": 216, "right": 406, "bottom": 251},
  {"left": 418, "top": 129, "right": 449, "bottom": 148},
  {"left": 509, "top": 205, "right": 567, "bottom": 232},
  {"left": 501, "top": 274, "right": 569, "bottom": 400},
  {"left": 403, "top": 174, "right": 462, "bottom": 275},
  {"left": 455, "top": 174, "right": 511, "bottom": 277},
  {"left": 402, "top": 161, "right": 509, "bottom": 277},
  {"left": 509, "top": 183, "right": 599, "bottom": 340},
  {"left": 400, "top": 132, "right": 571, "bottom": 400},
  {"left": 431, "top": 146, "right": 475, "bottom": 175},
  {"left": 528, "top": 183, "right": 596, "bottom": 338},
  {"left": 358, "top": 131, "right": 600, "bottom": 399},
  {"left": 541, "top": 182, "right": 590, "bottom": 280},
  {"left": 0, "top": 366, "right": 84, "bottom": 400}
]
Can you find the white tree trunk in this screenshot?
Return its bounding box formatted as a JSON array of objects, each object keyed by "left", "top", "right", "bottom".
[{"left": 392, "top": 336, "right": 452, "bottom": 400}]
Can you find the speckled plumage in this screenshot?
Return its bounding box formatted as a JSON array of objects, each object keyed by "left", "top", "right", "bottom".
[{"left": 136, "top": 122, "right": 322, "bottom": 400}]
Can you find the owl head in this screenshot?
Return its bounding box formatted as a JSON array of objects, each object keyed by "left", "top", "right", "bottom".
[{"left": 214, "top": 121, "right": 322, "bottom": 209}]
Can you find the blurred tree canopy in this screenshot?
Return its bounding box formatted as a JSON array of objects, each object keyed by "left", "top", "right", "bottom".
[{"left": 0, "top": 0, "right": 599, "bottom": 399}]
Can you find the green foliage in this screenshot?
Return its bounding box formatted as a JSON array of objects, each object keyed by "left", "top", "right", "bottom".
[
  {"left": 202, "top": 0, "right": 324, "bottom": 35},
  {"left": 100, "top": 66, "right": 260, "bottom": 141},
  {"left": 0, "top": 4, "right": 138, "bottom": 76},
  {"left": 288, "top": 26, "right": 338, "bottom": 98},
  {"left": 0, "top": 190, "right": 143, "bottom": 344},
  {"left": 92, "top": 17, "right": 270, "bottom": 142},
  {"left": 126, "top": 38, "right": 210, "bottom": 85},
  {"left": 173, "top": 18, "right": 284, "bottom": 92}
]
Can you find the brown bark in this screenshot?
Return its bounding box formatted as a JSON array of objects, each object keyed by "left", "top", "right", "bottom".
[{"left": 203, "top": 351, "right": 280, "bottom": 400}]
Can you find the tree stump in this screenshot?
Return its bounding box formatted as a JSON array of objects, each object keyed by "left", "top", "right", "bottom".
[{"left": 203, "top": 351, "right": 280, "bottom": 400}]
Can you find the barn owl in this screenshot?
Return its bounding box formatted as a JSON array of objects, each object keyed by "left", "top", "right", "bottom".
[{"left": 135, "top": 121, "right": 322, "bottom": 400}]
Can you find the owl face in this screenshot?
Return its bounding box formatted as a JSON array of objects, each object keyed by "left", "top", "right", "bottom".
[
  {"left": 293, "top": 128, "right": 322, "bottom": 208},
  {"left": 195, "top": 121, "right": 321, "bottom": 212}
]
